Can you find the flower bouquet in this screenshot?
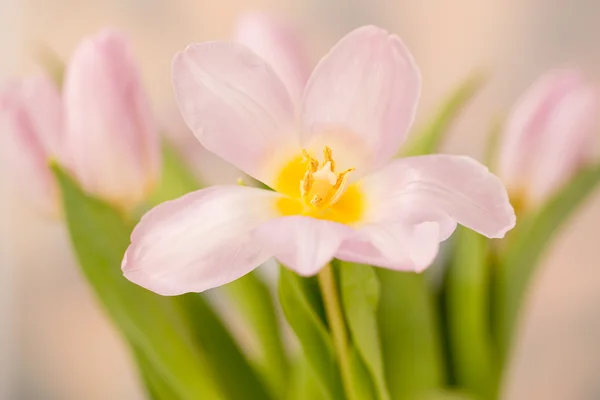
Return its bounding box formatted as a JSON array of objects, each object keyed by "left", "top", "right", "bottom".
[{"left": 4, "top": 14, "right": 600, "bottom": 400}]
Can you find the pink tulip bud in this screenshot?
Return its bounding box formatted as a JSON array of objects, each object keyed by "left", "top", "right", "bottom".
[
  {"left": 0, "top": 75, "right": 63, "bottom": 215},
  {"left": 63, "top": 30, "right": 159, "bottom": 209},
  {"left": 498, "top": 69, "right": 599, "bottom": 208}
]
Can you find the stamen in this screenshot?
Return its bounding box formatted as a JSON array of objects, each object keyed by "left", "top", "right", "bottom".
[
  {"left": 297, "top": 146, "right": 355, "bottom": 210},
  {"left": 329, "top": 168, "right": 355, "bottom": 205},
  {"left": 302, "top": 149, "right": 318, "bottom": 173},
  {"left": 323, "top": 146, "right": 335, "bottom": 171},
  {"left": 300, "top": 170, "right": 313, "bottom": 199}
]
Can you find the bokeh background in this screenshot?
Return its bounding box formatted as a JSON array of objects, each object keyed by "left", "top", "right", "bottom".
[{"left": 2, "top": 0, "right": 600, "bottom": 399}]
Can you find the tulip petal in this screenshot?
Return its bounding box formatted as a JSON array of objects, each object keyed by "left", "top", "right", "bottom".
[
  {"left": 0, "top": 76, "right": 62, "bottom": 213},
  {"left": 122, "top": 185, "right": 281, "bottom": 295},
  {"left": 234, "top": 13, "right": 311, "bottom": 106},
  {"left": 255, "top": 216, "right": 354, "bottom": 276},
  {"left": 64, "top": 30, "right": 159, "bottom": 208},
  {"left": 498, "top": 69, "right": 599, "bottom": 205},
  {"left": 529, "top": 82, "right": 599, "bottom": 204},
  {"left": 301, "top": 25, "right": 421, "bottom": 174},
  {"left": 172, "top": 41, "right": 298, "bottom": 185},
  {"left": 360, "top": 155, "right": 515, "bottom": 239},
  {"left": 336, "top": 221, "right": 441, "bottom": 272}
]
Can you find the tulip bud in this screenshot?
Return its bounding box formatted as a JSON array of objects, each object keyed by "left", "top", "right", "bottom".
[
  {"left": 498, "top": 69, "right": 599, "bottom": 208},
  {"left": 0, "top": 75, "right": 63, "bottom": 215},
  {"left": 63, "top": 30, "right": 159, "bottom": 209}
]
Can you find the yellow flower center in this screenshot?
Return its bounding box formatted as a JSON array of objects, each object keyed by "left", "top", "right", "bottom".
[{"left": 274, "top": 146, "right": 365, "bottom": 225}]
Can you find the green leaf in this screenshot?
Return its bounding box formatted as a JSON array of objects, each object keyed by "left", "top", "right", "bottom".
[
  {"left": 445, "top": 227, "right": 498, "bottom": 399},
  {"left": 286, "top": 355, "right": 328, "bottom": 400},
  {"left": 376, "top": 270, "right": 445, "bottom": 398},
  {"left": 278, "top": 267, "right": 343, "bottom": 400},
  {"left": 52, "top": 164, "right": 271, "bottom": 400},
  {"left": 147, "top": 140, "right": 202, "bottom": 207},
  {"left": 402, "top": 72, "right": 486, "bottom": 157},
  {"left": 347, "top": 345, "right": 378, "bottom": 400},
  {"left": 176, "top": 293, "right": 273, "bottom": 399},
  {"left": 131, "top": 344, "right": 178, "bottom": 400},
  {"left": 495, "top": 164, "right": 600, "bottom": 363},
  {"left": 339, "top": 262, "right": 390, "bottom": 400},
  {"left": 224, "top": 272, "right": 289, "bottom": 398},
  {"left": 483, "top": 116, "right": 504, "bottom": 168}
]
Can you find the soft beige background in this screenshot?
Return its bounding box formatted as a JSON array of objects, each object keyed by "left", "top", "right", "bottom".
[{"left": 2, "top": 0, "right": 600, "bottom": 399}]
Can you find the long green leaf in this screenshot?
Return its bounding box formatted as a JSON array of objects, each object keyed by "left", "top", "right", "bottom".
[
  {"left": 495, "top": 164, "right": 600, "bottom": 363},
  {"left": 176, "top": 293, "right": 272, "bottom": 399},
  {"left": 339, "top": 262, "right": 390, "bottom": 400},
  {"left": 347, "top": 345, "right": 377, "bottom": 400},
  {"left": 53, "top": 164, "right": 273, "bottom": 400},
  {"left": 223, "top": 273, "right": 289, "bottom": 398},
  {"left": 52, "top": 164, "right": 225, "bottom": 400},
  {"left": 278, "top": 268, "right": 343, "bottom": 400},
  {"left": 131, "top": 344, "right": 178, "bottom": 400},
  {"left": 401, "top": 72, "right": 485, "bottom": 157},
  {"left": 446, "top": 227, "right": 498, "bottom": 398},
  {"left": 376, "top": 270, "right": 445, "bottom": 398},
  {"left": 286, "top": 355, "right": 328, "bottom": 400}
]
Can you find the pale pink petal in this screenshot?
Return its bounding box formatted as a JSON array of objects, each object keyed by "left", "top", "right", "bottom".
[
  {"left": 122, "top": 186, "right": 281, "bottom": 295},
  {"left": 337, "top": 222, "right": 441, "bottom": 272},
  {"left": 301, "top": 25, "right": 421, "bottom": 174},
  {"left": 64, "top": 30, "right": 159, "bottom": 208},
  {"left": 529, "top": 82, "right": 599, "bottom": 204},
  {"left": 498, "top": 68, "right": 597, "bottom": 203},
  {"left": 255, "top": 216, "right": 354, "bottom": 276},
  {"left": 172, "top": 41, "right": 298, "bottom": 186},
  {"left": 8, "top": 76, "right": 63, "bottom": 157},
  {"left": 361, "top": 155, "right": 516, "bottom": 239},
  {"left": 0, "top": 76, "right": 62, "bottom": 214},
  {"left": 235, "top": 13, "right": 311, "bottom": 106}
]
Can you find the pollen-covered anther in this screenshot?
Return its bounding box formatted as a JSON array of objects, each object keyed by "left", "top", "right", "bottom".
[{"left": 299, "top": 146, "right": 355, "bottom": 209}]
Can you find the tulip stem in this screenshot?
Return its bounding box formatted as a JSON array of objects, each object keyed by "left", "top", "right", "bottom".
[{"left": 317, "top": 263, "right": 354, "bottom": 399}]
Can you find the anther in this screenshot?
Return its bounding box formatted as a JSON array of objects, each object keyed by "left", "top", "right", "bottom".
[
  {"left": 323, "top": 146, "right": 335, "bottom": 171},
  {"left": 300, "top": 170, "right": 314, "bottom": 199},
  {"left": 334, "top": 168, "right": 355, "bottom": 189},
  {"left": 302, "top": 149, "right": 318, "bottom": 173}
]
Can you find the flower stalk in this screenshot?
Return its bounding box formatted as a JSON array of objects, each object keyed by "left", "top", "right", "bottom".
[{"left": 317, "top": 263, "right": 355, "bottom": 399}]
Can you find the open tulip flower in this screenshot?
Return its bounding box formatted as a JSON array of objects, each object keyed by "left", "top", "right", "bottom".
[{"left": 122, "top": 26, "right": 516, "bottom": 295}]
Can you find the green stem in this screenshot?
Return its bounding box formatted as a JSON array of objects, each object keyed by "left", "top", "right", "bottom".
[
  {"left": 447, "top": 227, "right": 498, "bottom": 399},
  {"left": 317, "top": 264, "right": 355, "bottom": 399}
]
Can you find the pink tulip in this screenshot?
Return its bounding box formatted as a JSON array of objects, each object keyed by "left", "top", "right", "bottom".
[
  {"left": 0, "top": 75, "right": 63, "bottom": 215},
  {"left": 122, "top": 26, "right": 515, "bottom": 295},
  {"left": 498, "top": 69, "right": 599, "bottom": 207},
  {"left": 63, "top": 30, "right": 159, "bottom": 209}
]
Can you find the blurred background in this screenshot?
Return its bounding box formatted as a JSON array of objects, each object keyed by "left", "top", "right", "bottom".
[{"left": 1, "top": 0, "right": 600, "bottom": 398}]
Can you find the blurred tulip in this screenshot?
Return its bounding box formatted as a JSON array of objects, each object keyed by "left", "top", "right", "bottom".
[
  {"left": 0, "top": 75, "right": 63, "bottom": 215},
  {"left": 498, "top": 69, "right": 599, "bottom": 208},
  {"left": 234, "top": 13, "right": 311, "bottom": 105},
  {"left": 63, "top": 30, "right": 159, "bottom": 209}
]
